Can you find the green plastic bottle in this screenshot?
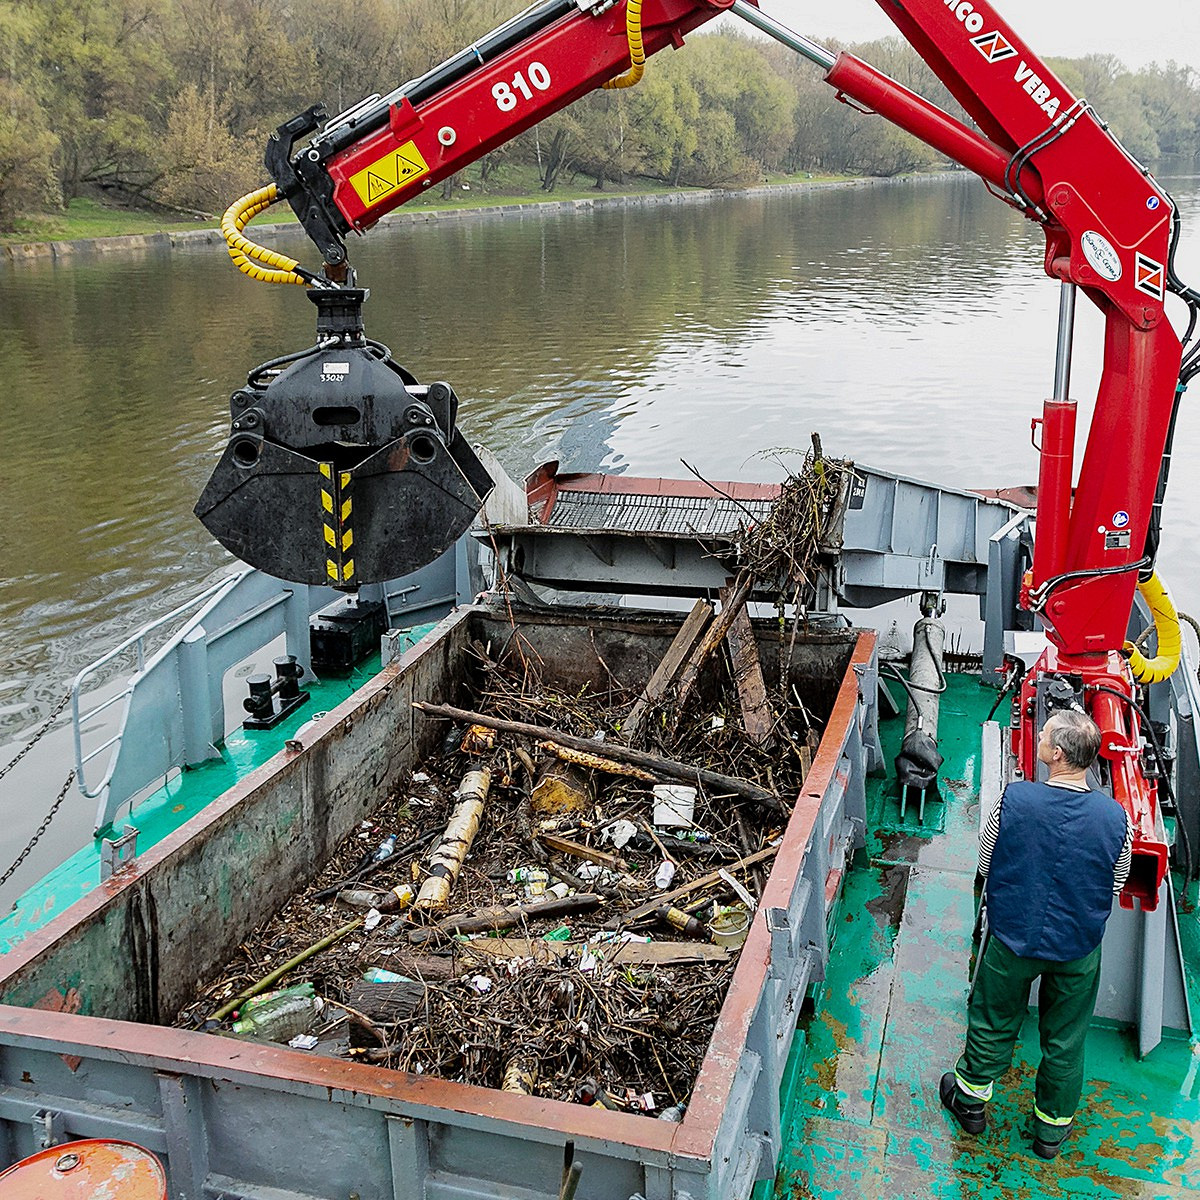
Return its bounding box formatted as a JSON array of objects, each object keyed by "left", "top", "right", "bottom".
[{"left": 233, "top": 983, "right": 317, "bottom": 1040}]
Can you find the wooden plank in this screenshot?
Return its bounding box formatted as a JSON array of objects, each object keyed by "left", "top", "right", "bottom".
[
  {"left": 672, "top": 573, "right": 755, "bottom": 719},
  {"left": 622, "top": 598, "right": 713, "bottom": 741},
  {"left": 538, "top": 834, "right": 627, "bottom": 872},
  {"left": 605, "top": 845, "right": 778, "bottom": 928},
  {"left": 459, "top": 937, "right": 730, "bottom": 965},
  {"left": 720, "top": 582, "right": 774, "bottom": 746}
]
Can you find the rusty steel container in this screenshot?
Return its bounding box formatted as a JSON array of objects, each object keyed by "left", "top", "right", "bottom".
[{"left": 0, "top": 1139, "right": 166, "bottom": 1199}]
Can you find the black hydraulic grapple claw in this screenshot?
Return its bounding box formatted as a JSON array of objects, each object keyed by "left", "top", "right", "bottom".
[{"left": 195, "top": 288, "right": 493, "bottom": 587}]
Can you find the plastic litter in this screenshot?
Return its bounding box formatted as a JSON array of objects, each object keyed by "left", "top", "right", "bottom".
[
  {"left": 652, "top": 783, "right": 697, "bottom": 828},
  {"left": 363, "top": 967, "right": 412, "bottom": 984},
  {"left": 232, "top": 983, "right": 318, "bottom": 1041}
]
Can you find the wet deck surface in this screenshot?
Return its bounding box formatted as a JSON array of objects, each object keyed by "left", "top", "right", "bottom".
[{"left": 773, "top": 674, "right": 1200, "bottom": 1199}]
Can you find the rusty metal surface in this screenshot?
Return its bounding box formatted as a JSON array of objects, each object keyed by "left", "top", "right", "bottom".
[{"left": 0, "top": 607, "right": 878, "bottom": 1198}]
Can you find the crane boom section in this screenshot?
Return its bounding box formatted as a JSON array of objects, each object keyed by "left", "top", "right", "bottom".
[{"left": 273, "top": 0, "right": 734, "bottom": 262}]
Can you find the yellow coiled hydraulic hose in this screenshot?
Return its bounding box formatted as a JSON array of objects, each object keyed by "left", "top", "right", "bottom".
[
  {"left": 1124, "top": 572, "right": 1182, "bottom": 684},
  {"left": 603, "top": 0, "right": 645, "bottom": 89},
  {"left": 221, "top": 184, "right": 321, "bottom": 287},
  {"left": 223, "top": 2, "right": 645, "bottom": 286}
]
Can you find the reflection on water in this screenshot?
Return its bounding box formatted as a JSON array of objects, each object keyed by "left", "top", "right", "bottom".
[{"left": 0, "top": 174, "right": 1197, "bottom": 735}]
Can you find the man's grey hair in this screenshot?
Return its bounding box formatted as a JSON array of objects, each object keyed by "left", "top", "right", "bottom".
[{"left": 1046, "top": 710, "right": 1102, "bottom": 770}]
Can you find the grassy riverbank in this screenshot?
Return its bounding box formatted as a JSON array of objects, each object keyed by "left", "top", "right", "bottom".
[{"left": 0, "top": 166, "right": 842, "bottom": 246}]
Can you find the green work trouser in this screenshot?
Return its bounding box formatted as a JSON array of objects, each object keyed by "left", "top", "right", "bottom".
[{"left": 956, "top": 933, "right": 1103, "bottom": 1127}]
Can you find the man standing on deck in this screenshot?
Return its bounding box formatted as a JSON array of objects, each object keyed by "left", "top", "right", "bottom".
[{"left": 939, "top": 709, "right": 1133, "bottom": 1159}]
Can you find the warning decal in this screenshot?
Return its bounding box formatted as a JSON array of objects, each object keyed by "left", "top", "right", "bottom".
[
  {"left": 349, "top": 141, "right": 430, "bottom": 208},
  {"left": 1134, "top": 253, "right": 1165, "bottom": 301},
  {"left": 970, "top": 31, "right": 1017, "bottom": 63}
]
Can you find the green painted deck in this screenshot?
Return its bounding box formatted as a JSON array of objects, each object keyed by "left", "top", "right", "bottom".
[
  {"left": 769, "top": 674, "right": 1200, "bottom": 1199},
  {"left": 0, "top": 633, "right": 431, "bottom": 954}
]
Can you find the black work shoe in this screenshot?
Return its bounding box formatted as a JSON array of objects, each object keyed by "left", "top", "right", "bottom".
[
  {"left": 1032, "top": 1120, "right": 1074, "bottom": 1159},
  {"left": 939, "top": 1072, "right": 986, "bottom": 1134}
]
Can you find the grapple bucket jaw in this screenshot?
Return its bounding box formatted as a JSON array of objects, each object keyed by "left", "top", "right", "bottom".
[{"left": 195, "top": 289, "right": 493, "bottom": 586}]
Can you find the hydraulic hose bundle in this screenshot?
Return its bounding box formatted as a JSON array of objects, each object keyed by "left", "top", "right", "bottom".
[
  {"left": 1124, "top": 573, "right": 1183, "bottom": 685},
  {"left": 221, "top": 184, "right": 323, "bottom": 287}
]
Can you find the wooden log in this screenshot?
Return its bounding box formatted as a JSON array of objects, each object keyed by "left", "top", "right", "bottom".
[
  {"left": 413, "top": 702, "right": 781, "bottom": 810},
  {"left": 415, "top": 769, "right": 490, "bottom": 911},
  {"left": 363, "top": 955, "right": 457, "bottom": 982},
  {"left": 538, "top": 742, "right": 656, "bottom": 781},
  {"left": 672, "top": 573, "right": 755, "bottom": 717},
  {"left": 538, "top": 833, "right": 627, "bottom": 873},
  {"left": 502, "top": 1053, "right": 538, "bottom": 1095},
  {"left": 622, "top": 598, "right": 713, "bottom": 741},
  {"left": 344, "top": 980, "right": 424, "bottom": 1022},
  {"left": 460, "top": 937, "right": 730, "bottom": 966},
  {"left": 408, "top": 892, "right": 604, "bottom": 942},
  {"left": 604, "top": 845, "right": 778, "bottom": 928},
  {"left": 721, "top": 581, "right": 775, "bottom": 746}
]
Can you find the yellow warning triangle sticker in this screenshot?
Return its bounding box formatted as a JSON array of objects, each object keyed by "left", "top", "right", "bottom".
[
  {"left": 366, "top": 171, "right": 393, "bottom": 203},
  {"left": 350, "top": 140, "right": 431, "bottom": 209},
  {"left": 395, "top": 152, "right": 425, "bottom": 181}
]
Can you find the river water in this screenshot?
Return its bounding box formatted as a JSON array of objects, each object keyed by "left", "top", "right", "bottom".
[{"left": 0, "top": 172, "right": 1198, "bottom": 884}]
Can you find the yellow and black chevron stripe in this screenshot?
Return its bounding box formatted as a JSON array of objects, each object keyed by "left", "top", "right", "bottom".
[{"left": 319, "top": 462, "right": 355, "bottom": 585}]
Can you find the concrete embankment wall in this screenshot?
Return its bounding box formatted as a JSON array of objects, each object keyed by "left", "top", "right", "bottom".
[{"left": 0, "top": 177, "right": 904, "bottom": 266}]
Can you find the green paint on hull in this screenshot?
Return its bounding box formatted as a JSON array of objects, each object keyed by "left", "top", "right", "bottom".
[
  {"left": 0, "top": 631, "right": 433, "bottom": 954},
  {"left": 768, "top": 674, "right": 1199, "bottom": 1199}
]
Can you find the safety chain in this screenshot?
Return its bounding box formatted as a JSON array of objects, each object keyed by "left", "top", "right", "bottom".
[
  {"left": 0, "top": 690, "right": 72, "bottom": 782},
  {"left": 0, "top": 691, "right": 77, "bottom": 890},
  {"left": 0, "top": 769, "right": 76, "bottom": 891}
]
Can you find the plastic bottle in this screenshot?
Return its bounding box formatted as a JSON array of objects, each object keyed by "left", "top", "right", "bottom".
[
  {"left": 372, "top": 833, "right": 397, "bottom": 862},
  {"left": 232, "top": 984, "right": 317, "bottom": 1040},
  {"left": 337, "top": 888, "right": 385, "bottom": 909},
  {"left": 654, "top": 860, "right": 677, "bottom": 890}
]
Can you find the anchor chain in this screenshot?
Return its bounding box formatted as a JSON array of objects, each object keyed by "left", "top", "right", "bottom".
[
  {"left": 0, "top": 692, "right": 77, "bottom": 890},
  {"left": 0, "top": 770, "right": 76, "bottom": 891},
  {"left": 0, "top": 690, "right": 72, "bottom": 782}
]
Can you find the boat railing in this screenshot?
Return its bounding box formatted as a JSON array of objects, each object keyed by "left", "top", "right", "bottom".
[
  {"left": 71, "top": 541, "right": 473, "bottom": 836},
  {"left": 71, "top": 572, "right": 248, "bottom": 801}
]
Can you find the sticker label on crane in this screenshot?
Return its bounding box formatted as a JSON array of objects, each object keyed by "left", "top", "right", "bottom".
[
  {"left": 1135, "top": 253, "right": 1165, "bottom": 301},
  {"left": 1081, "top": 231, "right": 1122, "bottom": 282},
  {"left": 970, "top": 31, "right": 1017, "bottom": 64},
  {"left": 348, "top": 142, "right": 430, "bottom": 209}
]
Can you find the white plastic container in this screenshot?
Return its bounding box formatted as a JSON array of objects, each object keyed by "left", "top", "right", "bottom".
[{"left": 652, "top": 783, "right": 697, "bottom": 828}]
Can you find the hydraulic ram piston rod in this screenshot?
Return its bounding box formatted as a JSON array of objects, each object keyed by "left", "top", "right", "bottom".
[{"left": 730, "top": 0, "right": 837, "bottom": 70}]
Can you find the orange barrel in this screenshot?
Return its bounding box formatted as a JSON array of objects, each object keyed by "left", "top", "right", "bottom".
[{"left": 0, "top": 1139, "right": 167, "bottom": 1198}]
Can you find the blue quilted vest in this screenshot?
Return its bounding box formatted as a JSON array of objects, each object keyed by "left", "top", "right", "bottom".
[{"left": 986, "top": 779, "right": 1127, "bottom": 962}]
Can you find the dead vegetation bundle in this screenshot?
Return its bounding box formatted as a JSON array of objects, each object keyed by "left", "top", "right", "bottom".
[{"left": 177, "top": 446, "right": 854, "bottom": 1118}]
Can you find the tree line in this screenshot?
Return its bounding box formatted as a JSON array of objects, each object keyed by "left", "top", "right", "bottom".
[{"left": 1, "top": 0, "right": 1197, "bottom": 229}]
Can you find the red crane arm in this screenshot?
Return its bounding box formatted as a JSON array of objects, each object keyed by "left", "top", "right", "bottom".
[
  {"left": 268, "top": 0, "right": 738, "bottom": 264},
  {"left": 263, "top": 0, "right": 1194, "bottom": 904}
]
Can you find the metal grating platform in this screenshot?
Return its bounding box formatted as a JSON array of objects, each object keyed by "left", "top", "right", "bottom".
[{"left": 545, "top": 489, "right": 776, "bottom": 537}]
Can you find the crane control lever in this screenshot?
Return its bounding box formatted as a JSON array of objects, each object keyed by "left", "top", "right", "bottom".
[{"left": 195, "top": 287, "right": 492, "bottom": 587}]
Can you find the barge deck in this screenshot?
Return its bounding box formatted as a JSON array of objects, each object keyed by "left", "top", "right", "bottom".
[{"left": 774, "top": 673, "right": 1200, "bottom": 1199}]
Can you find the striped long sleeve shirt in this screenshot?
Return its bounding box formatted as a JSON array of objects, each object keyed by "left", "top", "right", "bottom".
[{"left": 979, "top": 780, "right": 1134, "bottom": 895}]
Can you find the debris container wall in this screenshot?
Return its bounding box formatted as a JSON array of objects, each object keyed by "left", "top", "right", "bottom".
[{"left": 0, "top": 604, "right": 875, "bottom": 1200}]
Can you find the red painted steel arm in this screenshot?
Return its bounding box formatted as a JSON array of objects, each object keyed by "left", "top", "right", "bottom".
[
  {"left": 269, "top": 0, "right": 738, "bottom": 262},
  {"left": 819, "top": 1, "right": 1186, "bottom": 905},
  {"left": 830, "top": 2, "right": 1183, "bottom": 655}
]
